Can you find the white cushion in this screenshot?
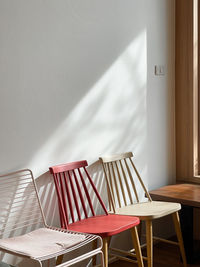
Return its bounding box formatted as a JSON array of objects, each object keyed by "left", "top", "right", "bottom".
[{"left": 0, "top": 228, "right": 85, "bottom": 260}]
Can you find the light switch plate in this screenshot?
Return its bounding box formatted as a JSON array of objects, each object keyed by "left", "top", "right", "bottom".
[{"left": 155, "top": 65, "right": 165, "bottom": 76}]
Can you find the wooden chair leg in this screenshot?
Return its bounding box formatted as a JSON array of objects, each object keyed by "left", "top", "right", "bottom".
[
  {"left": 108, "top": 236, "right": 112, "bottom": 248},
  {"left": 146, "top": 220, "right": 153, "bottom": 267},
  {"left": 56, "top": 255, "right": 63, "bottom": 265},
  {"left": 137, "top": 222, "right": 142, "bottom": 242},
  {"left": 172, "top": 212, "right": 187, "bottom": 267},
  {"left": 92, "top": 238, "right": 98, "bottom": 266},
  {"left": 102, "top": 237, "right": 109, "bottom": 267},
  {"left": 131, "top": 227, "right": 144, "bottom": 267}
]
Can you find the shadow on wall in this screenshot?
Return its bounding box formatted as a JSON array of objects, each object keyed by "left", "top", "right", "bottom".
[
  {"left": 28, "top": 29, "right": 147, "bottom": 182},
  {"left": 0, "top": 1, "right": 147, "bottom": 178},
  {"left": 35, "top": 171, "right": 60, "bottom": 227}
]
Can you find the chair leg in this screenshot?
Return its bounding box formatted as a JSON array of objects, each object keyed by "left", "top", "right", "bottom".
[
  {"left": 56, "top": 255, "right": 63, "bottom": 265},
  {"left": 137, "top": 222, "right": 142, "bottom": 242},
  {"left": 146, "top": 220, "right": 153, "bottom": 267},
  {"left": 99, "top": 250, "right": 105, "bottom": 267},
  {"left": 92, "top": 238, "right": 98, "bottom": 266},
  {"left": 172, "top": 212, "right": 187, "bottom": 267},
  {"left": 131, "top": 227, "right": 144, "bottom": 267},
  {"left": 102, "top": 237, "right": 109, "bottom": 267},
  {"left": 108, "top": 236, "right": 112, "bottom": 248}
]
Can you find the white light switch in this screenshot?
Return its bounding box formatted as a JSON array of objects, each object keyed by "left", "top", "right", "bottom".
[{"left": 155, "top": 65, "right": 165, "bottom": 76}]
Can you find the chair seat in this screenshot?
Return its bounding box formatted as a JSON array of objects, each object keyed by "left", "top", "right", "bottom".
[
  {"left": 68, "top": 214, "right": 140, "bottom": 238},
  {"left": 113, "top": 201, "right": 181, "bottom": 220},
  {"left": 0, "top": 228, "right": 85, "bottom": 261}
]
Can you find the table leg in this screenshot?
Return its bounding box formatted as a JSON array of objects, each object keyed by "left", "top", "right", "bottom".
[{"left": 179, "top": 205, "right": 194, "bottom": 263}]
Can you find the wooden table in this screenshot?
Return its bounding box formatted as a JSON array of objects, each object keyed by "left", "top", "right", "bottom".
[{"left": 149, "top": 183, "right": 200, "bottom": 264}]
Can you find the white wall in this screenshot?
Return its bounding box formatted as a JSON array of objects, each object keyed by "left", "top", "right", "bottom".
[
  {"left": 0, "top": 0, "right": 175, "bottom": 265},
  {"left": 147, "top": 0, "right": 175, "bottom": 189}
]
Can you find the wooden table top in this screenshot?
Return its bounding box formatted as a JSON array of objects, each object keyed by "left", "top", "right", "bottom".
[{"left": 149, "top": 183, "right": 200, "bottom": 208}]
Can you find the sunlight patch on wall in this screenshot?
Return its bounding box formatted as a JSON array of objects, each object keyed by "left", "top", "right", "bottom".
[{"left": 29, "top": 30, "right": 147, "bottom": 178}]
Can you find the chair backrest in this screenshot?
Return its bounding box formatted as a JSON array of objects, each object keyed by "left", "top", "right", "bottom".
[
  {"left": 99, "top": 152, "right": 152, "bottom": 212},
  {"left": 0, "top": 169, "right": 46, "bottom": 239},
  {"left": 49, "top": 160, "right": 108, "bottom": 229}
]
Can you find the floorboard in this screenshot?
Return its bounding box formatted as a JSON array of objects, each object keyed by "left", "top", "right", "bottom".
[{"left": 109, "top": 242, "right": 200, "bottom": 267}]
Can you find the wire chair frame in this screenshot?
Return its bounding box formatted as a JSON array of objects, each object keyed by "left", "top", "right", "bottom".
[
  {"left": 0, "top": 169, "right": 104, "bottom": 267},
  {"left": 0, "top": 169, "right": 46, "bottom": 239}
]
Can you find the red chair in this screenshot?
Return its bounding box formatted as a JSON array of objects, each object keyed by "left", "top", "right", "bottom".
[{"left": 49, "top": 160, "right": 144, "bottom": 267}]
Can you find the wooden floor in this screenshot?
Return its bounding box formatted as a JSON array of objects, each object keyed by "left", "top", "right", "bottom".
[{"left": 109, "top": 242, "right": 200, "bottom": 267}]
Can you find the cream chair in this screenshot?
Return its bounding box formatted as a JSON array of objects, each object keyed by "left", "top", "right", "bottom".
[
  {"left": 0, "top": 169, "right": 103, "bottom": 267},
  {"left": 99, "top": 152, "right": 187, "bottom": 267}
]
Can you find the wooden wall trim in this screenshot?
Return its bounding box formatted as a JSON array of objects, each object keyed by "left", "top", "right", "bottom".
[{"left": 175, "top": 0, "right": 199, "bottom": 182}]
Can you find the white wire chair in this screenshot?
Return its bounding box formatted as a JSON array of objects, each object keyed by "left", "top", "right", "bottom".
[{"left": 0, "top": 169, "right": 104, "bottom": 267}]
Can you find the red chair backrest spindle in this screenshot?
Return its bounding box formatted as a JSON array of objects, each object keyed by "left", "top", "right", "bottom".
[{"left": 49, "top": 160, "right": 108, "bottom": 227}]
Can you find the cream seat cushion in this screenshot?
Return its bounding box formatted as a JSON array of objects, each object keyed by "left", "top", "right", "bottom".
[
  {"left": 113, "top": 201, "right": 181, "bottom": 220},
  {"left": 0, "top": 228, "right": 85, "bottom": 260}
]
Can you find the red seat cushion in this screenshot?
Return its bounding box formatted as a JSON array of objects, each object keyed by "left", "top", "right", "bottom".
[{"left": 68, "top": 214, "right": 140, "bottom": 238}]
